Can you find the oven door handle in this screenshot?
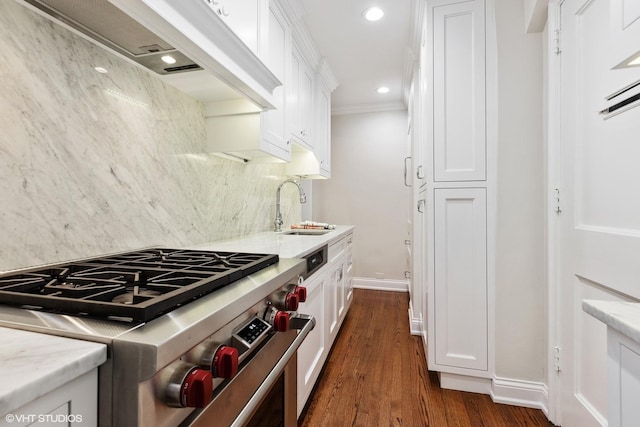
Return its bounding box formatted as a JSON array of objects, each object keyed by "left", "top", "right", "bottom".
[{"left": 231, "top": 314, "right": 316, "bottom": 427}]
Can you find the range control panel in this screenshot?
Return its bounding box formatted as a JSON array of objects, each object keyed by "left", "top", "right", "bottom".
[
  {"left": 234, "top": 317, "right": 270, "bottom": 345},
  {"left": 232, "top": 317, "right": 272, "bottom": 351}
]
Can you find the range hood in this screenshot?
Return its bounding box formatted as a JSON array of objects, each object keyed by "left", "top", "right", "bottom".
[
  {"left": 20, "top": 0, "right": 281, "bottom": 108},
  {"left": 23, "top": 0, "right": 201, "bottom": 75}
]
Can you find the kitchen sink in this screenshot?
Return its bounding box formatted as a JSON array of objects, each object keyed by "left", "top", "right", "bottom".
[{"left": 279, "top": 229, "right": 332, "bottom": 236}]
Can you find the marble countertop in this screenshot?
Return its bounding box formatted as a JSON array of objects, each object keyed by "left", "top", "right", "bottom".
[
  {"left": 0, "top": 327, "right": 107, "bottom": 417},
  {"left": 188, "top": 225, "right": 355, "bottom": 258},
  {"left": 583, "top": 300, "right": 640, "bottom": 345}
]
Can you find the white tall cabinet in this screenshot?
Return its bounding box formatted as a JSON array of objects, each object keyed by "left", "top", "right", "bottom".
[{"left": 411, "top": 0, "right": 495, "bottom": 391}]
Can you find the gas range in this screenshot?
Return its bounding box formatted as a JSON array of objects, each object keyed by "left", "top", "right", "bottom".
[{"left": 0, "top": 248, "right": 315, "bottom": 427}]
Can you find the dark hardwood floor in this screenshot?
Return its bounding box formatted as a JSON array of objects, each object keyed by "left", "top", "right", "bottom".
[{"left": 298, "top": 289, "right": 551, "bottom": 427}]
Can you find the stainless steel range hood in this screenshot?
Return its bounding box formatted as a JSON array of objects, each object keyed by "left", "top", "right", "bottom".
[
  {"left": 19, "top": 0, "right": 281, "bottom": 108},
  {"left": 22, "top": 0, "right": 200, "bottom": 75}
]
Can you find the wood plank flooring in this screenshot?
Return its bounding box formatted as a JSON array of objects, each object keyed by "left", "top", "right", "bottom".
[{"left": 298, "top": 289, "right": 551, "bottom": 427}]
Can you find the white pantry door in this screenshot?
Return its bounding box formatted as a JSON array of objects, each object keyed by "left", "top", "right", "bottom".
[{"left": 557, "top": 0, "right": 640, "bottom": 425}]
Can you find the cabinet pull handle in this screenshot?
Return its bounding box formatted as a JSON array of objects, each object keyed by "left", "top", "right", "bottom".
[{"left": 404, "top": 157, "right": 412, "bottom": 187}]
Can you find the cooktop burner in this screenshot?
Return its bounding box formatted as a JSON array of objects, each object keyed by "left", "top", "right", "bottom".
[{"left": 0, "top": 249, "right": 279, "bottom": 323}]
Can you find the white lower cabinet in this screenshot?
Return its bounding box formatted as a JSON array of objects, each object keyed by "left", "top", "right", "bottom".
[
  {"left": 607, "top": 329, "right": 640, "bottom": 427},
  {"left": 1, "top": 370, "right": 98, "bottom": 427},
  {"left": 297, "top": 232, "right": 354, "bottom": 416}
]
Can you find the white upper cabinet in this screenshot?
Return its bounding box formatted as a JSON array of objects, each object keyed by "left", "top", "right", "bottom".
[
  {"left": 610, "top": 0, "right": 640, "bottom": 69},
  {"left": 432, "top": 0, "right": 486, "bottom": 182},
  {"left": 202, "top": 0, "right": 261, "bottom": 53},
  {"left": 286, "top": 53, "right": 337, "bottom": 179},
  {"left": 290, "top": 44, "right": 314, "bottom": 149},
  {"left": 205, "top": 0, "right": 291, "bottom": 161}
]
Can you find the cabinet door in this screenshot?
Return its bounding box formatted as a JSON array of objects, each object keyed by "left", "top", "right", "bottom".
[
  {"left": 297, "top": 272, "right": 326, "bottom": 416},
  {"left": 299, "top": 64, "right": 314, "bottom": 146},
  {"left": 433, "top": 0, "right": 486, "bottom": 182},
  {"left": 205, "top": 0, "right": 260, "bottom": 53},
  {"left": 610, "top": 0, "right": 640, "bottom": 68},
  {"left": 608, "top": 329, "right": 640, "bottom": 427},
  {"left": 336, "top": 263, "right": 345, "bottom": 320},
  {"left": 344, "top": 240, "right": 353, "bottom": 308},
  {"left": 260, "top": 1, "right": 290, "bottom": 160},
  {"left": 315, "top": 80, "right": 331, "bottom": 174},
  {"left": 290, "top": 49, "right": 302, "bottom": 140},
  {"left": 433, "top": 188, "right": 487, "bottom": 371},
  {"left": 326, "top": 261, "right": 341, "bottom": 343},
  {"left": 290, "top": 46, "right": 313, "bottom": 149}
]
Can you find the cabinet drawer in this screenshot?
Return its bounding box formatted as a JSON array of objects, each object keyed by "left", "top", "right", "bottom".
[
  {"left": 328, "top": 233, "right": 353, "bottom": 262},
  {"left": 328, "top": 241, "right": 345, "bottom": 263}
]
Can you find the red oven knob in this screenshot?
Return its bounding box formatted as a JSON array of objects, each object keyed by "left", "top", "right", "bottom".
[
  {"left": 273, "top": 310, "right": 290, "bottom": 332},
  {"left": 213, "top": 345, "right": 239, "bottom": 379},
  {"left": 285, "top": 292, "right": 300, "bottom": 311},
  {"left": 180, "top": 367, "right": 213, "bottom": 408},
  {"left": 294, "top": 286, "right": 307, "bottom": 303}
]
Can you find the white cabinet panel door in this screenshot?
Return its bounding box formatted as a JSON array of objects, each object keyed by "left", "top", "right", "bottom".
[
  {"left": 433, "top": 0, "right": 486, "bottom": 182},
  {"left": 433, "top": 188, "right": 487, "bottom": 370},
  {"left": 297, "top": 273, "right": 326, "bottom": 416},
  {"left": 610, "top": 0, "right": 640, "bottom": 68},
  {"left": 261, "top": 1, "right": 289, "bottom": 158},
  {"left": 607, "top": 331, "right": 640, "bottom": 427},
  {"left": 557, "top": 0, "right": 640, "bottom": 425}
]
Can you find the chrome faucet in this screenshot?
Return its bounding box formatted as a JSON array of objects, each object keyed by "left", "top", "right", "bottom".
[{"left": 274, "top": 179, "right": 307, "bottom": 232}]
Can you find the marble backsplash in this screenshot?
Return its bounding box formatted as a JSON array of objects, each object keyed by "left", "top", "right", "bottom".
[{"left": 0, "top": 1, "right": 301, "bottom": 271}]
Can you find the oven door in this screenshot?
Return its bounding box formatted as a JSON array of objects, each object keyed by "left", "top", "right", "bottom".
[{"left": 183, "top": 315, "right": 315, "bottom": 427}]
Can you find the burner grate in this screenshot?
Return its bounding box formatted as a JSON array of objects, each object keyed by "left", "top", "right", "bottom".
[{"left": 0, "top": 249, "right": 279, "bottom": 323}]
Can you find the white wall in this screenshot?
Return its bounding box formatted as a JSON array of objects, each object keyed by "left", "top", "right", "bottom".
[
  {"left": 312, "top": 110, "right": 409, "bottom": 281},
  {"left": 494, "top": 0, "right": 546, "bottom": 381}
]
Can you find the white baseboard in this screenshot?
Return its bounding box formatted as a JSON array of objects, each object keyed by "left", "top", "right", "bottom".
[
  {"left": 408, "top": 302, "right": 422, "bottom": 336},
  {"left": 352, "top": 277, "right": 408, "bottom": 292},
  {"left": 439, "top": 372, "right": 493, "bottom": 394},
  {"left": 437, "top": 373, "right": 549, "bottom": 418},
  {"left": 490, "top": 377, "right": 549, "bottom": 417}
]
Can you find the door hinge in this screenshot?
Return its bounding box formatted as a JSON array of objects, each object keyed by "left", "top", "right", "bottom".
[
  {"left": 553, "top": 187, "right": 562, "bottom": 214},
  {"left": 554, "top": 29, "right": 561, "bottom": 55},
  {"left": 554, "top": 346, "right": 561, "bottom": 373}
]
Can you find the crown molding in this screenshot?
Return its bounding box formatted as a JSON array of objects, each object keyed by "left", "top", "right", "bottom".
[{"left": 331, "top": 101, "right": 407, "bottom": 116}]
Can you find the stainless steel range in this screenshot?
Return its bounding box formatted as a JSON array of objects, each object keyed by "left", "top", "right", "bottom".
[{"left": 0, "top": 248, "right": 315, "bottom": 427}]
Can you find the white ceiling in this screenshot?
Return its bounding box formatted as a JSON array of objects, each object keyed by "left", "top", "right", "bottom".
[{"left": 298, "top": 0, "right": 415, "bottom": 113}]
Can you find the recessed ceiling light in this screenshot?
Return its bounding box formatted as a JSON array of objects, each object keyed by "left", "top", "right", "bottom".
[
  {"left": 161, "top": 55, "right": 177, "bottom": 65},
  {"left": 377, "top": 86, "right": 390, "bottom": 94},
  {"left": 94, "top": 66, "right": 108, "bottom": 74},
  {"left": 363, "top": 7, "right": 384, "bottom": 22}
]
